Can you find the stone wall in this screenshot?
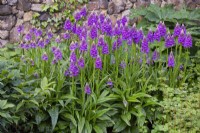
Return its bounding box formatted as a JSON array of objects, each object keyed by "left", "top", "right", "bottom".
[{"left": 0, "top": 0, "right": 199, "bottom": 46}]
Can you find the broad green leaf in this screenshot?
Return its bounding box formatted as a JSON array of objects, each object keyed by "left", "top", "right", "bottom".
[
  {"left": 41, "top": 77, "right": 48, "bottom": 90},
  {"left": 2, "top": 103, "right": 15, "bottom": 109},
  {"left": 113, "top": 119, "right": 127, "bottom": 132},
  {"left": 63, "top": 113, "right": 77, "bottom": 127},
  {"left": 0, "top": 100, "right": 7, "bottom": 109},
  {"left": 48, "top": 106, "right": 59, "bottom": 131},
  {"left": 78, "top": 117, "right": 85, "bottom": 133},
  {"left": 93, "top": 125, "right": 103, "bottom": 133},
  {"left": 121, "top": 113, "right": 131, "bottom": 126}
]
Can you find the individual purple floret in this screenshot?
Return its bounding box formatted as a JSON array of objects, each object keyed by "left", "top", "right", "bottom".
[
  {"left": 168, "top": 51, "right": 175, "bottom": 68},
  {"left": 30, "top": 28, "right": 36, "bottom": 34},
  {"left": 165, "top": 34, "right": 175, "bottom": 48},
  {"left": 95, "top": 55, "right": 102, "bottom": 70},
  {"left": 30, "top": 59, "right": 34, "bottom": 66},
  {"left": 30, "top": 42, "right": 36, "bottom": 48},
  {"left": 112, "top": 41, "right": 117, "bottom": 51},
  {"left": 84, "top": 83, "right": 91, "bottom": 95},
  {"left": 35, "top": 29, "right": 43, "bottom": 37},
  {"left": 42, "top": 53, "right": 48, "bottom": 61},
  {"left": 47, "top": 31, "right": 53, "bottom": 39},
  {"left": 135, "top": 28, "right": 144, "bottom": 44},
  {"left": 78, "top": 57, "right": 85, "bottom": 69},
  {"left": 102, "top": 43, "right": 109, "bottom": 55},
  {"left": 80, "top": 7, "right": 87, "bottom": 17},
  {"left": 38, "top": 39, "right": 45, "bottom": 48},
  {"left": 69, "top": 62, "right": 79, "bottom": 77},
  {"left": 98, "top": 36, "right": 105, "bottom": 47},
  {"left": 25, "top": 33, "right": 32, "bottom": 41},
  {"left": 72, "top": 23, "right": 77, "bottom": 33},
  {"left": 53, "top": 47, "right": 62, "bottom": 61},
  {"left": 158, "top": 22, "right": 167, "bottom": 37},
  {"left": 90, "top": 44, "right": 98, "bottom": 58},
  {"left": 122, "top": 26, "right": 130, "bottom": 41},
  {"left": 147, "top": 29, "right": 154, "bottom": 43},
  {"left": 45, "top": 38, "right": 50, "bottom": 45},
  {"left": 99, "top": 13, "right": 105, "bottom": 24},
  {"left": 55, "top": 36, "right": 61, "bottom": 43},
  {"left": 17, "top": 25, "right": 24, "bottom": 33},
  {"left": 141, "top": 37, "right": 149, "bottom": 54},
  {"left": 152, "top": 50, "right": 159, "bottom": 61},
  {"left": 113, "top": 24, "right": 121, "bottom": 36},
  {"left": 178, "top": 30, "right": 185, "bottom": 45},
  {"left": 180, "top": 64, "right": 184, "bottom": 71},
  {"left": 75, "top": 12, "right": 81, "bottom": 21},
  {"left": 173, "top": 23, "right": 181, "bottom": 37},
  {"left": 80, "top": 39, "right": 88, "bottom": 52},
  {"left": 90, "top": 24, "right": 98, "bottom": 40},
  {"left": 107, "top": 78, "right": 113, "bottom": 88},
  {"left": 153, "top": 28, "right": 161, "bottom": 42},
  {"left": 63, "top": 33, "right": 70, "bottom": 40},
  {"left": 70, "top": 42, "right": 79, "bottom": 51},
  {"left": 64, "top": 69, "right": 70, "bottom": 76},
  {"left": 64, "top": 19, "right": 72, "bottom": 31},
  {"left": 70, "top": 51, "right": 77, "bottom": 63},
  {"left": 120, "top": 61, "right": 126, "bottom": 69},
  {"left": 121, "top": 16, "right": 128, "bottom": 26},
  {"left": 183, "top": 34, "right": 192, "bottom": 48}
]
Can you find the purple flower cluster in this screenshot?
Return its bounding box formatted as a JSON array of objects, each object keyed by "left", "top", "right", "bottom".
[
  {"left": 52, "top": 47, "right": 63, "bottom": 63},
  {"left": 168, "top": 51, "right": 175, "bottom": 68},
  {"left": 95, "top": 55, "right": 102, "bottom": 70}
]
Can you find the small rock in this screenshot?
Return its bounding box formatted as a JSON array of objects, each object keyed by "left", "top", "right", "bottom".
[
  {"left": 0, "top": 15, "right": 16, "bottom": 31},
  {"left": 16, "top": 19, "right": 24, "bottom": 26},
  {"left": 23, "top": 11, "right": 33, "bottom": 22},
  {"left": 87, "top": 2, "right": 99, "bottom": 11},
  {"left": 17, "top": 10, "right": 24, "bottom": 19},
  {"left": 10, "top": 27, "right": 20, "bottom": 43},
  {"left": 0, "top": 5, "right": 12, "bottom": 16},
  {"left": 113, "top": 0, "right": 126, "bottom": 13},
  {"left": 8, "top": 0, "right": 17, "bottom": 5},
  {"left": 17, "top": 0, "right": 31, "bottom": 11},
  {"left": 0, "top": 30, "right": 9, "bottom": 39},
  {"left": 39, "top": 13, "right": 50, "bottom": 21},
  {"left": 122, "top": 9, "right": 130, "bottom": 17},
  {"left": 99, "top": 0, "right": 108, "bottom": 9},
  {"left": 12, "top": 6, "right": 19, "bottom": 14},
  {"left": 31, "top": 4, "right": 44, "bottom": 12},
  {"left": 0, "top": 39, "right": 8, "bottom": 48},
  {"left": 126, "top": 0, "right": 133, "bottom": 9},
  {"left": 0, "top": 0, "right": 7, "bottom": 4},
  {"left": 107, "top": 2, "right": 115, "bottom": 15},
  {"left": 23, "top": 22, "right": 32, "bottom": 35}
]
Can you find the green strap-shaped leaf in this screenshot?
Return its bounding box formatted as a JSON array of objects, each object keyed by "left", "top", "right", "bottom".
[
  {"left": 48, "top": 106, "right": 59, "bottom": 131},
  {"left": 93, "top": 125, "right": 103, "bottom": 133},
  {"left": 78, "top": 117, "right": 85, "bottom": 133}
]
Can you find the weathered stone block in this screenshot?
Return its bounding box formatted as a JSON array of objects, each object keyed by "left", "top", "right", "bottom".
[
  {"left": 0, "top": 15, "right": 16, "bottom": 31},
  {"left": 99, "top": 0, "right": 108, "bottom": 9},
  {"left": 31, "top": 4, "right": 44, "bottom": 12},
  {"left": 87, "top": 2, "right": 99, "bottom": 11},
  {"left": 0, "top": 30, "right": 9, "bottom": 39},
  {"left": 23, "top": 11, "right": 33, "bottom": 22},
  {"left": 17, "top": 0, "right": 31, "bottom": 11},
  {"left": 8, "top": 0, "right": 17, "bottom": 5},
  {"left": 0, "top": 5, "right": 12, "bottom": 15}
]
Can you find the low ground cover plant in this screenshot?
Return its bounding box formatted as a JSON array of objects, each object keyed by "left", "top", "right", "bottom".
[{"left": 0, "top": 6, "right": 199, "bottom": 133}]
